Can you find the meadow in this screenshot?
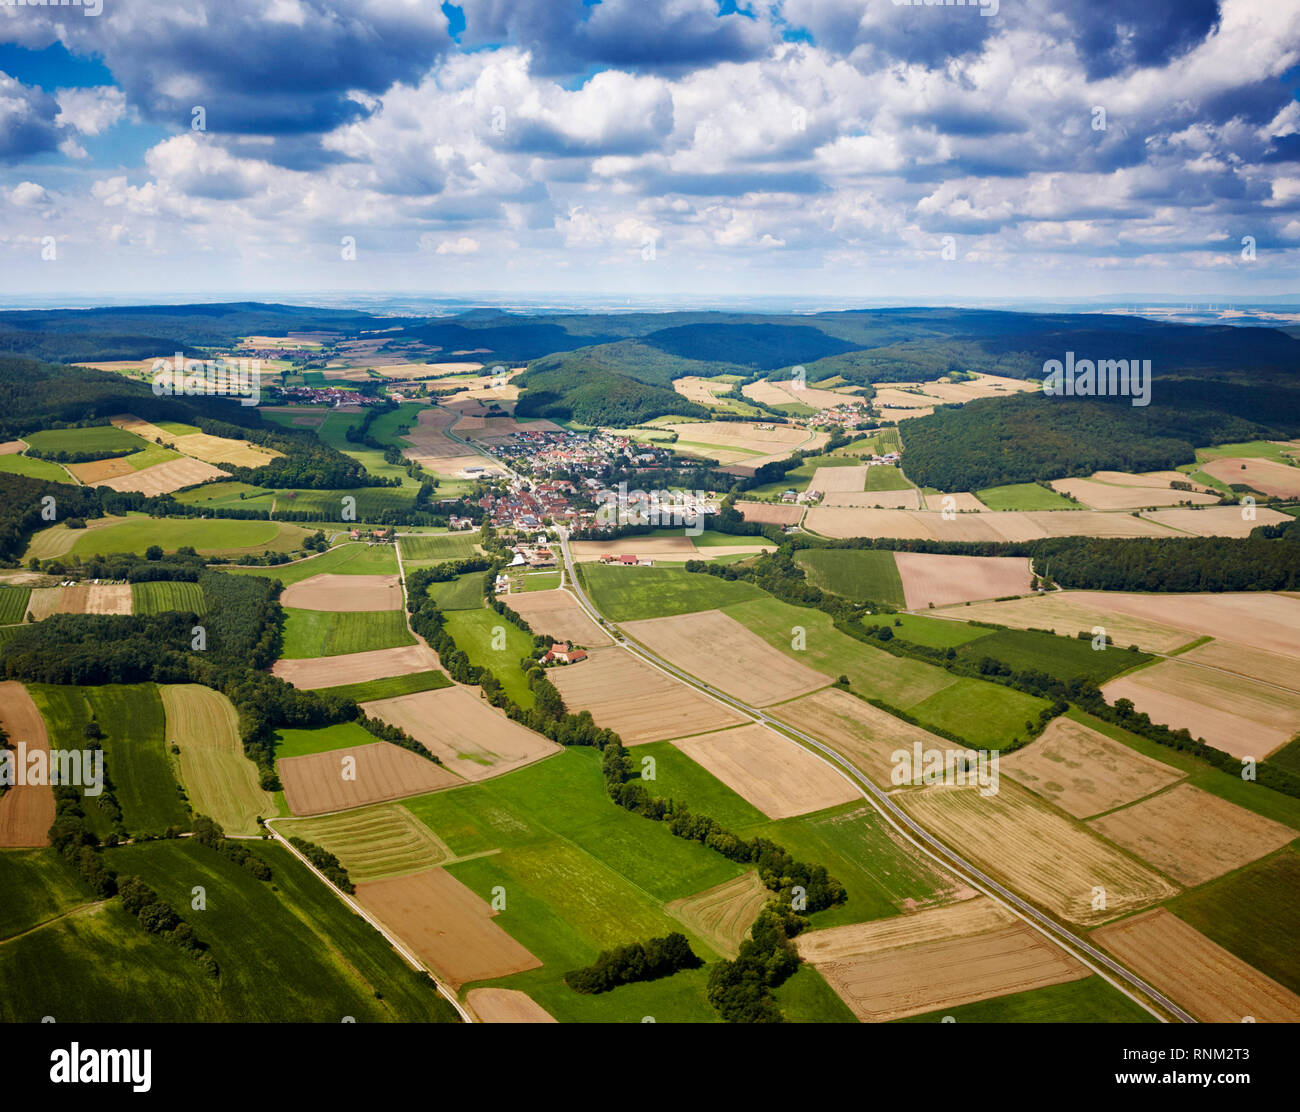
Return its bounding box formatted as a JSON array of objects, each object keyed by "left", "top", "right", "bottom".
[
  {"left": 579, "top": 562, "right": 764, "bottom": 621},
  {"left": 310, "top": 670, "right": 451, "bottom": 704},
  {"left": 274, "top": 721, "right": 378, "bottom": 760},
  {"left": 29, "top": 683, "right": 189, "bottom": 836},
  {"left": 276, "top": 803, "right": 451, "bottom": 882},
  {"left": 893, "top": 976, "right": 1156, "bottom": 1023},
  {"left": 443, "top": 608, "right": 537, "bottom": 707},
  {"left": 0, "top": 848, "right": 94, "bottom": 942},
  {"left": 429, "top": 571, "right": 486, "bottom": 611},
  {"left": 794, "top": 548, "right": 906, "bottom": 607},
  {"left": 131, "top": 580, "right": 207, "bottom": 616},
  {"left": 224, "top": 541, "right": 398, "bottom": 584},
  {"left": 24, "top": 425, "right": 141, "bottom": 456},
  {"left": 954, "top": 627, "right": 1152, "bottom": 684},
  {"left": 280, "top": 607, "right": 415, "bottom": 659},
  {"left": 27, "top": 515, "right": 314, "bottom": 560},
  {"left": 974, "top": 482, "right": 1079, "bottom": 511},
  {"left": 0, "top": 586, "right": 31, "bottom": 624},
  {"left": 0, "top": 453, "right": 72, "bottom": 481},
  {"left": 862, "top": 465, "right": 912, "bottom": 491},
  {"left": 399, "top": 532, "right": 481, "bottom": 562}
]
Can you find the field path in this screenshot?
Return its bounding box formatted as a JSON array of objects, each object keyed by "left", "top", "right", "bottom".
[{"left": 557, "top": 529, "right": 1189, "bottom": 1024}]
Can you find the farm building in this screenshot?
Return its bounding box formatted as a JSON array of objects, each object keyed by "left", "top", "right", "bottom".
[{"left": 544, "top": 643, "right": 588, "bottom": 665}]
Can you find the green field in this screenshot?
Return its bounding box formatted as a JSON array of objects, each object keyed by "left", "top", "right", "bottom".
[
  {"left": 725, "top": 595, "right": 1047, "bottom": 748},
  {"left": 430, "top": 571, "right": 485, "bottom": 611},
  {"left": 399, "top": 532, "right": 481, "bottom": 562},
  {"left": 28, "top": 515, "right": 314, "bottom": 560},
  {"left": 24, "top": 425, "right": 141, "bottom": 456},
  {"left": 1170, "top": 849, "right": 1300, "bottom": 995},
  {"left": 308, "top": 670, "right": 452, "bottom": 702},
  {"left": 514, "top": 570, "right": 562, "bottom": 592},
  {"left": 747, "top": 454, "right": 861, "bottom": 496},
  {"left": 317, "top": 409, "right": 427, "bottom": 491},
  {"left": 634, "top": 741, "right": 768, "bottom": 830},
  {"left": 277, "top": 803, "right": 450, "bottom": 882},
  {"left": 794, "top": 548, "right": 906, "bottom": 607},
  {"left": 746, "top": 801, "right": 958, "bottom": 930},
  {"left": 404, "top": 748, "right": 744, "bottom": 1021},
  {"left": 0, "top": 838, "right": 461, "bottom": 1021},
  {"left": 954, "top": 627, "right": 1152, "bottom": 684},
  {"left": 224, "top": 541, "right": 398, "bottom": 584},
  {"left": 131, "top": 579, "right": 207, "bottom": 616},
  {"left": 0, "top": 586, "right": 31, "bottom": 624},
  {"left": 280, "top": 607, "right": 415, "bottom": 659},
  {"left": 771, "top": 964, "right": 859, "bottom": 1022},
  {"left": 155, "top": 421, "right": 202, "bottom": 436},
  {"left": 442, "top": 608, "right": 536, "bottom": 707},
  {"left": 894, "top": 976, "right": 1157, "bottom": 1023},
  {"left": 29, "top": 684, "right": 189, "bottom": 836},
  {"left": 122, "top": 443, "right": 182, "bottom": 470},
  {"left": 863, "top": 465, "right": 912, "bottom": 491},
  {"left": 0, "top": 849, "right": 94, "bottom": 942},
  {"left": 272, "top": 486, "right": 416, "bottom": 520},
  {"left": 877, "top": 613, "right": 993, "bottom": 649},
  {"left": 1195, "top": 440, "right": 1295, "bottom": 463},
  {"left": 173, "top": 481, "right": 276, "bottom": 509},
  {"left": 1063, "top": 709, "right": 1300, "bottom": 830},
  {"left": 0, "top": 452, "right": 71, "bottom": 481},
  {"left": 833, "top": 428, "right": 901, "bottom": 457},
  {"left": 274, "top": 721, "right": 379, "bottom": 761},
  {"left": 579, "top": 563, "right": 764, "bottom": 622},
  {"left": 974, "top": 482, "right": 1079, "bottom": 511},
  {"left": 1267, "top": 735, "right": 1300, "bottom": 777}
]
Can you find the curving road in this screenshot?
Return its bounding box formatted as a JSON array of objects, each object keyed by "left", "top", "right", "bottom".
[{"left": 557, "top": 529, "right": 1195, "bottom": 1024}]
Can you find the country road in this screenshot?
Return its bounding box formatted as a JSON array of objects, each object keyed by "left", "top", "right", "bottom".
[{"left": 556, "top": 529, "right": 1196, "bottom": 1024}]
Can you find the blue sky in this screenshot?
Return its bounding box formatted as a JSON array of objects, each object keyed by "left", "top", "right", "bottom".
[{"left": 1, "top": 0, "right": 1298, "bottom": 301}]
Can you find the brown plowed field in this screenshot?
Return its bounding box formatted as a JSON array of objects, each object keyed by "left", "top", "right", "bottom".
[
  {"left": 500, "top": 589, "right": 611, "bottom": 645},
  {"left": 1052, "top": 477, "right": 1218, "bottom": 509},
  {"left": 67, "top": 457, "right": 136, "bottom": 483},
  {"left": 808, "top": 465, "right": 866, "bottom": 494},
  {"left": 547, "top": 646, "right": 746, "bottom": 744},
  {"left": 1140, "top": 505, "right": 1290, "bottom": 537},
  {"left": 769, "top": 687, "right": 947, "bottom": 788},
  {"left": 1001, "top": 716, "right": 1184, "bottom": 818},
  {"left": 894, "top": 552, "right": 1031, "bottom": 609},
  {"left": 0, "top": 440, "right": 24, "bottom": 455},
  {"left": 569, "top": 536, "right": 697, "bottom": 561},
  {"left": 361, "top": 687, "right": 560, "bottom": 782},
  {"left": 0, "top": 682, "right": 55, "bottom": 846},
  {"left": 1093, "top": 909, "right": 1300, "bottom": 1022},
  {"left": 1089, "top": 784, "right": 1297, "bottom": 886},
  {"left": 621, "top": 609, "right": 828, "bottom": 707},
  {"left": 23, "top": 583, "right": 132, "bottom": 618},
  {"left": 271, "top": 644, "right": 442, "bottom": 688},
  {"left": 671, "top": 724, "right": 858, "bottom": 820},
  {"left": 356, "top": 867, "right": 542, "bottom": 991},
  {"left": 280, "top": 573, "right": 404, "bottom": 612},
  {"left": 466, "top": 989, "right": 557, "bottom": 1023},
  {"left": 1202, "top": 457, "right": 1300, "bottom": 498},
  {"left": 735, "top": 501, "right": 803, "bottom": 526},
  {"left": 665, "top": 870, "right": 769, "bottom": 959},
  {"left": 278, "top": 742, "right": 463, "bottom": 815},
  {"left": 823, "top": 489, "right": 923, "bottom": 509}
]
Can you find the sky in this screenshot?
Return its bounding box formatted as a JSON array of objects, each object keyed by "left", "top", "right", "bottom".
[{"left": 1, "top": 0, "right": 1298, "bottom": 304}]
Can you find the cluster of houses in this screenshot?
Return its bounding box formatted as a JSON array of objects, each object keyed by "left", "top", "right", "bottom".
[
  {"left": 807, "top": 402, "right": 874, "bottom": 429},
  {"left": 597, "top": 553, "right": 654, "bottom": 567},
  {"left": 478, "top": 480, "right": 588, "bottom": 531},
  {"left": 494, "top": 429, "right": 670, "bottom": 479},
  {"left": 542, "top": 642, "right": 587, "bottom": 665},
  {"left": 347, "top": 526, "right": 395, "bottom": 542}
]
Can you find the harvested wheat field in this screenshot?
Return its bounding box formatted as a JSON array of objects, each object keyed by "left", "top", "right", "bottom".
[
  {"left": 95, "top": 457, "right": 230, "bottom": 495},
  {"left": 665, "top": 870, "right": 770, "bottom": 959},
  {"left": 922, "top": 491, "right": 987, "bottom": 512},
  {"left": 168, "top": 432, "right": 280, "bottom": 468},
  {"left": 356, "top": 867, "right": 542, "bottom": 991},
  {"left": 913, "top": 373, "right": 1039, "bottom": 405},
  {"left": 1093, "top": 909, "right": 1300, "bottom": 1022},
  {"left": 569, "top": 535, "right": 697, "bottom": 562},
  {"left": 400, "top": 407, "right": 467, "bottom": 463},
  {"left": 671, "top": 724, "right": 858, "bottom": 820},
  {"left": 1178, "top": 640, "right": 1300, "bottom": 693},
  {"left": 500, "top": 589, "right": 611, "bottom": 646},
  {"left": 808, "top": 465, "right": 866, "bottom": 494},
  {"left": 797, "top": 897, "right": 1014, "bottom": 963},
  {"left": 362, "top": 687, "right": 560, "bottom": 782},
  {"left": 277, "top": 803, "right": 452, "bottom": 882},
  {"left": 280, "top": 573, "right": 404, "bottom": 612},
  {"left": 1052, "top": 477, "right": 1218, "bottom": 510},
  {"left": 22, "top": 587, "right": 64, "bottom": 620},
  {"left": 271, "top": 644, "right": 442, "bottom": 689},
  {"left": 674, "top": 376, "right": 735, "bottom": 406},
  {"left": 621, "top": 609, "right": 828, "bottom": 707},
  {"left": 1140, "top": 505, "right": 1289, "bottom": 537},
  {"left": 736, "top": 501, "right": 803, "bottom": 526},
  {"left": 800, "top": 898, "right": 1087, "bottom": 1022},
  {"left": 804, "top": 507, "right": 1173, "bottom": 542},
  {"left": 896, "top": 781, "right": 1178, "bottom": 925},
  {"left": 823, "top": 489, "right": 923, "bottom": 509},
  {"left": 1001, "top": 717, "right": 1184, "bottom": 818},
  {"left": 66, "top": 456, "right": 136, "bottom": 483},
  {"left": 548, "top": 646, "right": 745, "bottom": 744},
  {"left": 278, "top": 742, "right": 462, "bottom": 816},
  {"left": 0, "top": 682, "right": 55, "bottom": 847},
  {"left": 23, "top": 583, "right": 133, "bottom": 619},
  {"left": 1089, "top": 784, "right": 1296, "bottom": 887},
  {"left": 895, "top": 552, "right": 1031, "bottom": 610},
  {"left": 109, "top": 414, "right": 170, "bottom": 441},
  {"left": 467, "top": 989, "right": 557, "bottom": 1024},
  {"left": 1202, "top": 456, "right": 1300, "bottom": 498},
  {"left": 83, "top": 584, "right": 134, "bottom": 614},
  {"left": 769, "top": 687, "right": 948, "bottom": 789},
  {"left": 161, "top": 684, "right": 274, "bottom": 835},
  {"left": 1102, "top": 660, "right": 1300, "bottom": 758},
  {"left": 0, "top": 440, "right": 24, "bottom": 455}
]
